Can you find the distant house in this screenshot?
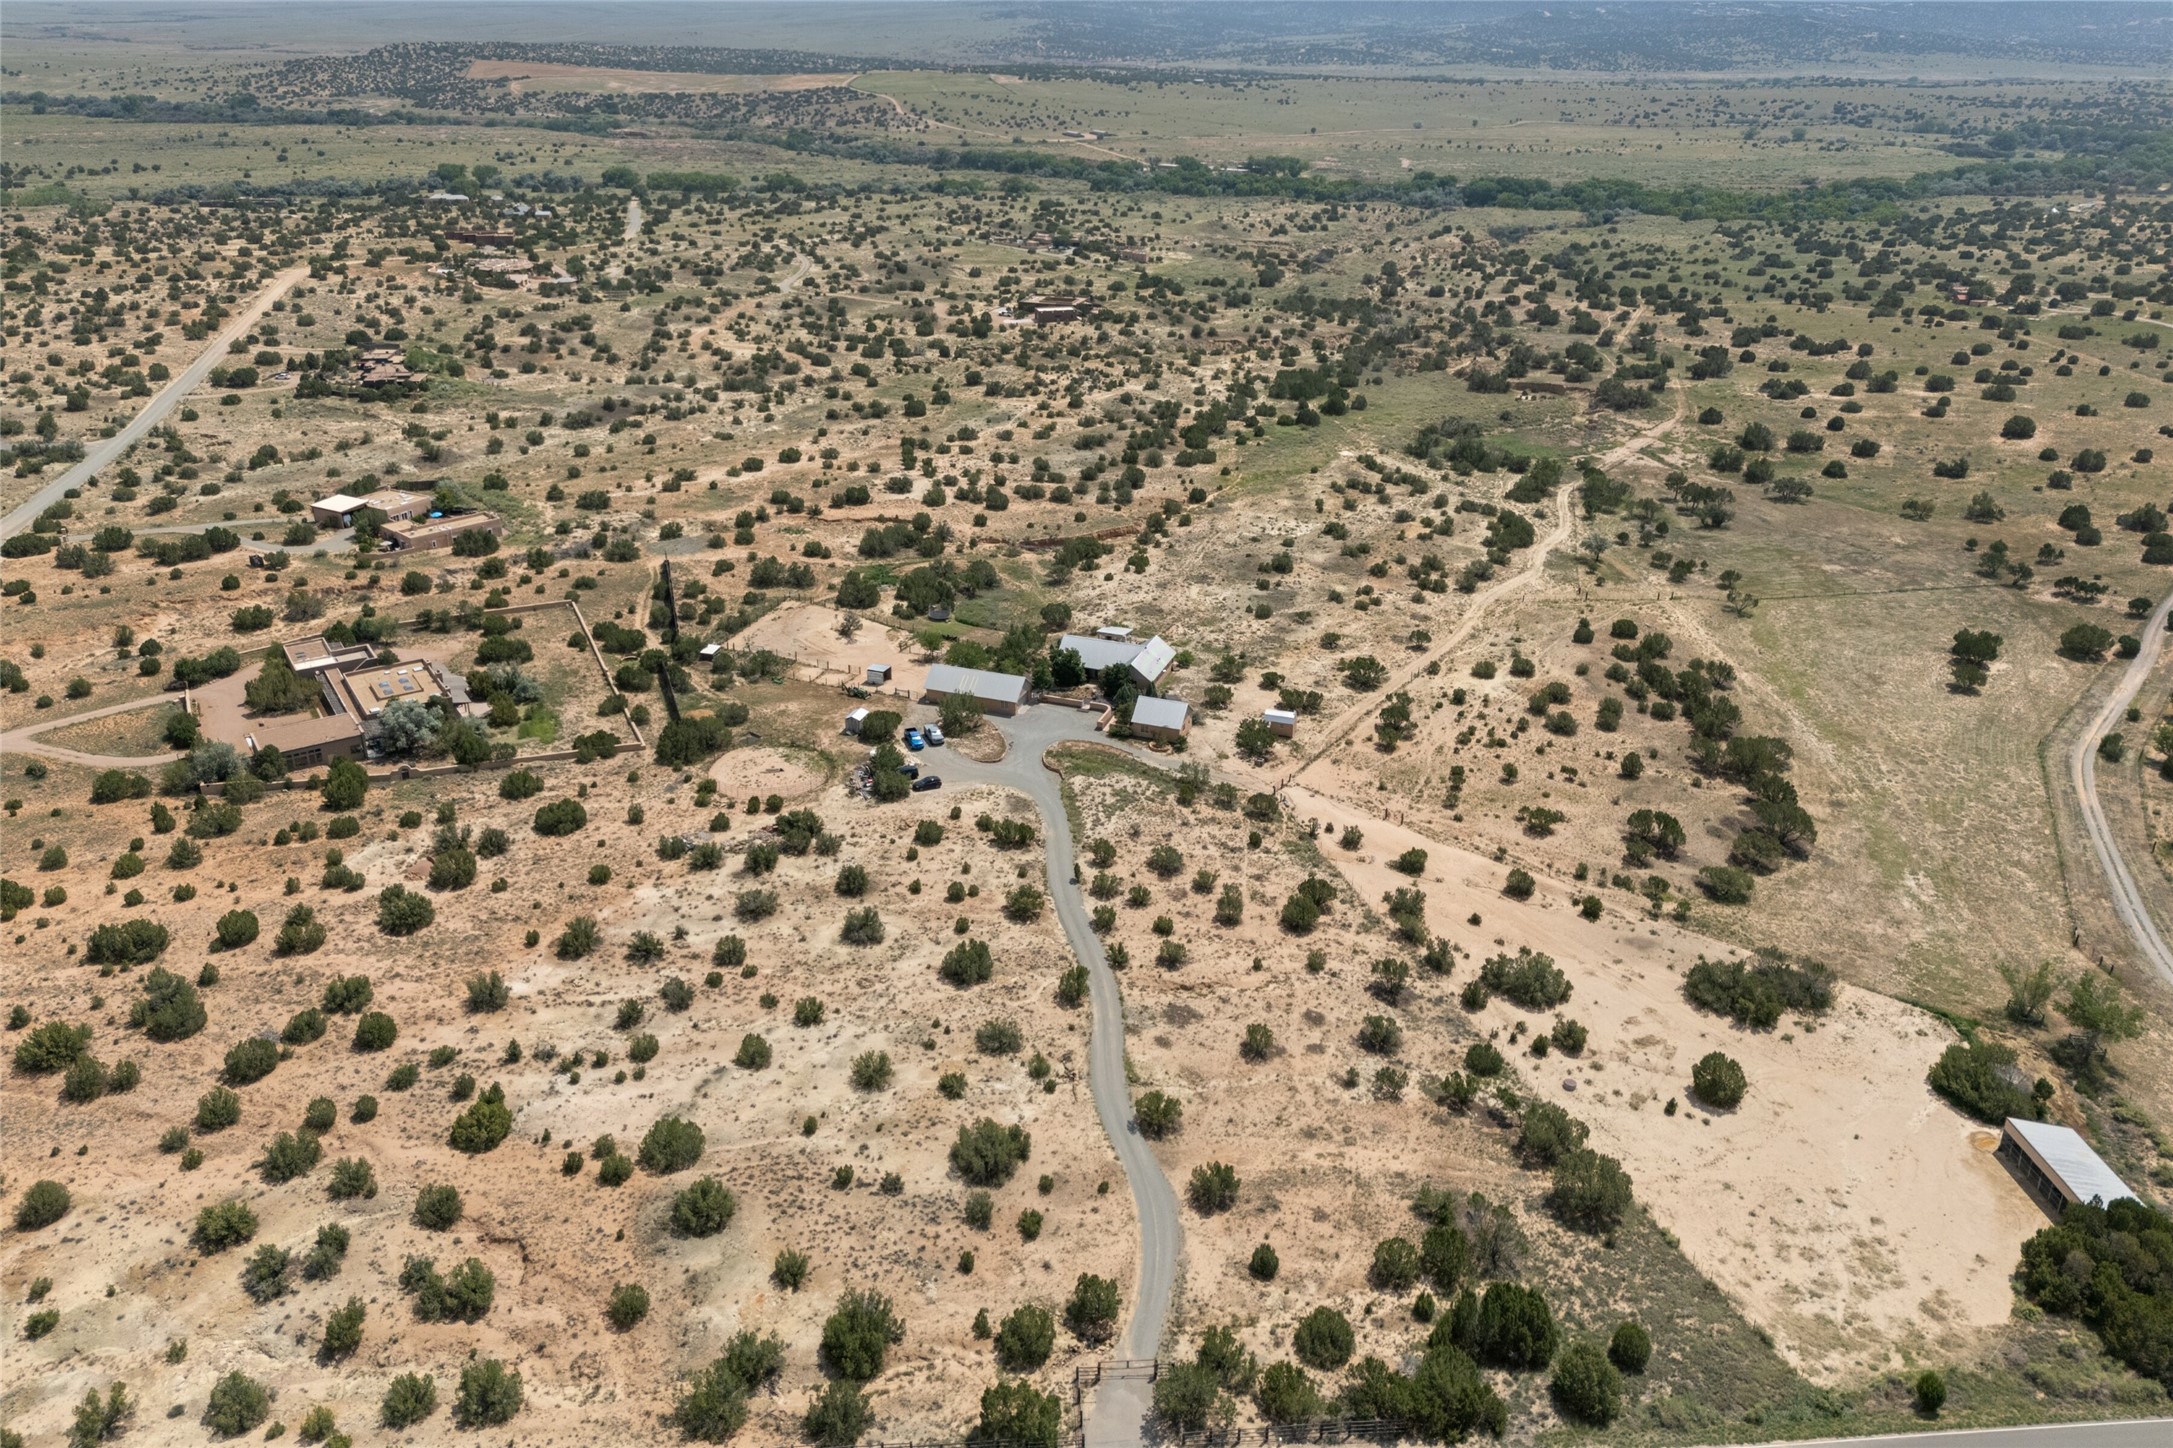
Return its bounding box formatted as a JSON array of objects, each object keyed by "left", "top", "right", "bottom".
[
  {"left": 310, "top": 489, "right": 428, "bottom": 529},
  {"left": 2000, "top": 1118, "right": 2137, "bottom": 1215},
  {"left": 922, "top": 663, "right": 1028, "bottom": 717},
  {"left": 1058, "top": 631, "right": 1175, "bottom": 688},
  {"left": 1263, "top": 707, "right": 1298, "bottom": 738},
  {"left": 1129, "top": 695, "right": 1190, "bottom": 743}
]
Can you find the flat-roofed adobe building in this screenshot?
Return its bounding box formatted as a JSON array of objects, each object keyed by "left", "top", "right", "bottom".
[
  {"left": 310, "top": 489, "right": 428, "bottom": 529},
  {"left": 210, "top": 636, "right": 483, "bottom": 770},
  {"left": 378, "top": 511, "right": 503, "bottom": 553}
]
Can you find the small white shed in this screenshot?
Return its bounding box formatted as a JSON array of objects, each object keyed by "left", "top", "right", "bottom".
[
  {"left": 865, "top": 663, "right": 893, "bottom": 686},
  {"left": 1263, "top": 707, "right": 1298, "bottom": 738},
  {"left": 844, "top": 707, "right": 871, "bottom": 736}
]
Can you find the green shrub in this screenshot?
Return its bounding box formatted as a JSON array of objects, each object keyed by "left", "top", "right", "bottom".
[
  {"left": 328, "top": 1157, "right": 377, "bottom": 1200},
  {"left": 1551, "top": 1340, "right": 1621, "bottom": 1425},
  {"left": 15, "top": 1179, "right": 70, "bottom": 1231},
  {"left": 223, "top": 1036, "right": 279, "bottom": 1084},
  {"left": 196, "top": 1085, "right": 241, "bottom": 1130},
  {"left": 131, "top": 969, "right": 206, "bottom": 1041},
  {"left": 803, "top": 1380, "right": 871, "bottom": 1448},
  {"left": 950, "top": 1118, "right": 1031, "bottom": 1186},
  {"left": 1478, "top": 947, "right": 1571, "bottom": 1008},
  {"left": 820, "top": 1289, "right": 905, "bottom": 1380},
  {"left": 453, "top": 1358, "right": 522, "bottom": 1427},
  {"left": 202, "top": 1372, "right": 270, "bottom": 1437},
  {"left": 1927, "top": 1037, "right": 2037, "bottom": 1123},
  {"left": 671, "top": 1177, "right": 737, "bottom": 1237},
  {"left": 1064, "top": 1278, "right": 1121, "bottom": 1339},
  {"left": 193, "top": 1199, "right": 258, "bottom": 1253},
  {"left": 257, "top": 1130, "right": 322, "bottom": 1184},
  {"left": 607, "top": 1283, "right": 650, "bottom": 1329},
  {"left": 995, "top": 1303, "right": 1057, "bottom": 1370},
  {"left": 1548, "top": 1148, "right": 1634, "bottom": 1232},
  {"left": 413, "top": 1184, "right": 463, "bottom": 1230},
  {"left": 351, "top": 1011, "right": 397, "bottom": 1051},
  {"left": 1682, "top": 953, "right": 1833, "bottom": 1028},
  {"left": 379, "top": 1373, "right": 437, "bottom": 1429},
  {"left": 213, "top": 910, "right": 259, "bottom": 950},
  {"left": 639, "top": 1114, "right": 705, "bottom": 1173},
  {"left": 1293, "top": 1306, "right": 1355, "bottom": 1370},
  {"left": 1691, "top": 1051, "right": 1747, "bottom": 1109},
  {"left": 1188, "top": 1161, "right": 1239, "bottom": 1213},
  {"left": 322, "top": 1297, "right": 365, "bottom": 1358},
  {"left": 448, "top": 1084, "right": 513, "bottom": 1153},
  {"left": 1472, "top": 1281, "right": 1558, "bottom": 1369},
  {"left": 85, "top": 919, "right": 170, "bottom": 966},
  {"left": 1609, "top": 1320, "right": 1652, "bottom": 1373},
  {"left": 1915, "top": 1370, "right": 1947, "bottom": 1416}
]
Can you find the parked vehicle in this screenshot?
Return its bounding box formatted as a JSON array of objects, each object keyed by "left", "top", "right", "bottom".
[
  {"left": 924, "top": 725, "right": 946, "bottom": 747},
  {"left": 903, "top": 728, "right": 924, "bottom": 751},
  {"left": 911, "top": 775, "right": 943, "bottom": 792}
]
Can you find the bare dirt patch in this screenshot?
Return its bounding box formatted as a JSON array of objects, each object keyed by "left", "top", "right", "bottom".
[
  {"left": 1283, "top": 785, "right": 2049, "bottom": 1382},
  {"left": 464, "top": 60, "right": 853, "bottom": 94}
]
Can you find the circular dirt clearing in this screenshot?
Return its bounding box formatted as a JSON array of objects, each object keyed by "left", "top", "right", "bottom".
[{"left": 709, "top": 747, "right": 827, "bottom": 802}]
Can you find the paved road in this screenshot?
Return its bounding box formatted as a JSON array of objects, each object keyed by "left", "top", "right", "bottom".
[
  {"left": 1725, "top": 1418, "right": 2173, "bottom": 1448},
  {"left": 1, "top": 264, "right": 311, "bottom": 540},
  {"left": 2068, "top": 585, "right": 2173, "bottom": 991},
  {"left": 916, "top": 708, "right": 1182, "bottom": 1445}
]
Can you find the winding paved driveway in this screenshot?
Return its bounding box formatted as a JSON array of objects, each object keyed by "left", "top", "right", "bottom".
[
  {"left": 918, "top": 708, "right": 1181, "bottom": 1444},
  {"left": 2068, "top": 585, "right": 2173, "bottom": 991},
  {"left": 2, "top": 265, "right": 310, "bottom": 540}
]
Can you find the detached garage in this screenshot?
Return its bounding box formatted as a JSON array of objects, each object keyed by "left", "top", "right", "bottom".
[
  {"left": 922, "top": 663, "right": 1028, "bottom": 717},
  {"left": 1999, "top": 1117, "right": 2137, "bottom": 1213}
]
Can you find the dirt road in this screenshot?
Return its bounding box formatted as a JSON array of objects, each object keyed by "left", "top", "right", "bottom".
[
  {"left": 2068, "top": 585, "right": 2173, "bottom": 991},
  {"left": 1282, "top": 390, "right": 1686, "bottom": 789},
  {"left": 1, "top": 264, "right": 311, "bottom": 539}
]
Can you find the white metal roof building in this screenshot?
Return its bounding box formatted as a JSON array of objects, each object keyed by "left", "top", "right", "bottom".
[
  {"left": 2000, "top": 1117, "right": 2137, "bottom": 1212},
  {"left": 1127, "top": 635, "right": 1176, "bottom": 685},
  {"left": 1058, "top": 633, "right": 1145, "bottom": 673},
  {"left": 922, "top": 663, "right": 1029, "bottom": 716},
  {"left": 1057, "top": 632, "right": 1176, "bottom": 686},
  {"left": 1129, "top": 695, "right": 1191, "bottom": 739}
]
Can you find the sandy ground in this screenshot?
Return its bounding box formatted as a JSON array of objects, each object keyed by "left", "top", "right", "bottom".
[
  {"left": 1281, "top": 785, "right": 2051, "bottom": 1382},
  {"left": 0, "top": 757, "right": 1131, "bottom": 1444},
  {"left": 706, "top": 744, "right": 831, "bottom": 804},
  {"left": 727, "top": 601, "right": 930, "bottom": 702}
]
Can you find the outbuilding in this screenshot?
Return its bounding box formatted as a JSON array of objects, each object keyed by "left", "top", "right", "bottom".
[
  {"left": 843, "top": 707, "right": 871, "bottom": 736},
  {"left": 922, "top": 663, "right": 1028, "bottom": 717},
  {"left": 698, "top": 643, "right": 723, "bottom": 663},
  {"left": 865, "top": 663, "right": 893, "bottom": 686},
  {"left": 1999, "top": 1117, "right": 2138, "bottom": 1214},
  {"left": 1263, "top": 707, "right": 1298, "bottom": 738},
  {"left": 1129, "top": 695, "right": 1191, "bottom": 743}
]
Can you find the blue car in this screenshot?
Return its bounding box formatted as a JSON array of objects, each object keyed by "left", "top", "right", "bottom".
[{"left": 903, "top": 727, "right": 924, "bottom": 751}]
